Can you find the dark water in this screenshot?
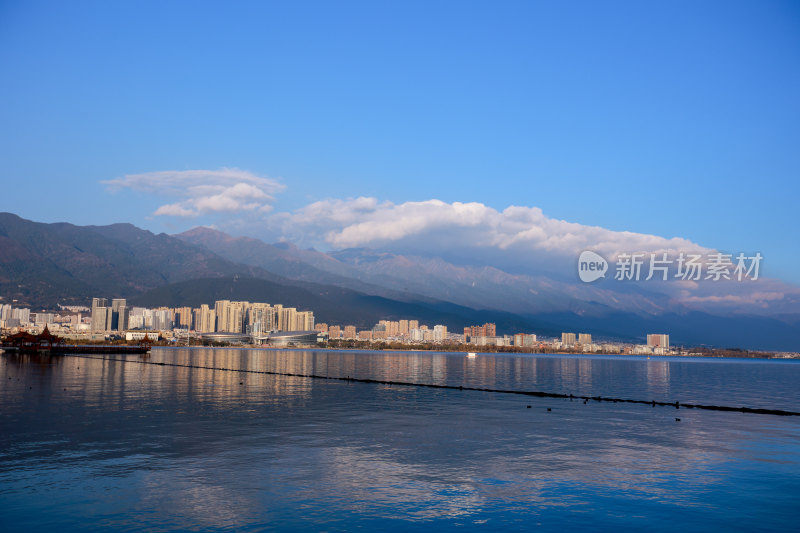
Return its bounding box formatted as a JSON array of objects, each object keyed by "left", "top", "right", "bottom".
[{"left": 1, "top": 348, "right": 799, "bottom": 531}]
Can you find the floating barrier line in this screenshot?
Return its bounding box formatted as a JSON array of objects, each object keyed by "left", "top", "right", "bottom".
[{"left": 59, "top": 353, "right": 800, "bottom": 417}]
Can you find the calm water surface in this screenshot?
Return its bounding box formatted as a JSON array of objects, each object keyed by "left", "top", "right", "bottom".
[{"left": 1, "top": 348, "right": 799, "bottom": 531}]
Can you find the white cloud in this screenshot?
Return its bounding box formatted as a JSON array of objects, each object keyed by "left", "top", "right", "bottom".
[
  {"left": 153, "top": 203, "right": 196, "bottom": 217},
  {"left": 278, "top": 197, "right": 708, "bottom": 259},
  {"left": 103, "top": 168, "right": 284, "bottom": 217}
]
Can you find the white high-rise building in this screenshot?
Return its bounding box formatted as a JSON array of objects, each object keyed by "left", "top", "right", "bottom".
[
  {"left": 194, "top": 304, "right": 217, "bottom": 333},
  {"left": 91, "top": 298, "right": 108, "bottom": 331},
  {"left": 647, "top": 334, "right": 670, "bottom": 348}
]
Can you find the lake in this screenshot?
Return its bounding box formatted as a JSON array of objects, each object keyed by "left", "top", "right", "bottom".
[{"left": 1, "top": 348, "right": 799, "bottom": 531}]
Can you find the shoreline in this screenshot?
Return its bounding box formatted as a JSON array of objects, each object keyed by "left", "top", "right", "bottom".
[{"left": 112, "top": 344, "right": 799, "bottom": 362}]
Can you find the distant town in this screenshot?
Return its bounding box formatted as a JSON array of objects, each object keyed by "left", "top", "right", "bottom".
[{"left": 1, "top": 297, "right": 795, "bottom": 358}]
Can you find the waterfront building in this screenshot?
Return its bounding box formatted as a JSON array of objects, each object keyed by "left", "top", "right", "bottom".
[
  {"left": 90, "top": 298, "right": 108, "bottom": 332},
  {"left": 278, "top": 307, "right": 296, "bottom": 331},
  {"left": 173, "top": 307, "right": 193, "bottom": 329},
  {"left": 513, "top": 333, "right": 535, "bottom": 347},
  {"left": 465, "top": 323, "right": 497, "bottom": 339},
  {"left": 111, "top": 299, "right": 128, "bottom": 331},
  {"left": 372, "top": 323, "right": 387, "bottom": 339},
  {"left": 513, "top": 333, "right": 538, "bottom": 347},
  {"left": 193, "top": 304, "right": 216, "bottom": 333},
  {"left": 647, "top": 334, "right": 670, "bottom": 348},
  {"left": 249, "top": 303, "right": 275, "bottom": 333},
  {"left": 578, "top": 333, "right": 592, "bottom": 345},
  {"left": 265, "top": 330, "right": 322, "bottom": 347},
  {"left": 562, "top": 332, "right": 577, "bottom": 347},
  {"left": 214, "top": 300, "right": 247, "bottom": 333},
  {"left": 296, "top": 311, "right": 314, "bottom": 331},
  {"left": 152, "top": 308, "right": 172, "bottom": 331}
]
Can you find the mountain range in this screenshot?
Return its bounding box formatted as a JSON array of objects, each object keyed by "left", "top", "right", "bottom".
[{"left": 1, "top": 212, "right": 798, "bottom": 350}]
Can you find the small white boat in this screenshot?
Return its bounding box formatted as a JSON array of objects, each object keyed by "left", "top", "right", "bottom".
[{"left": 467, "top": 352, "right": 477, "bottom": 358}]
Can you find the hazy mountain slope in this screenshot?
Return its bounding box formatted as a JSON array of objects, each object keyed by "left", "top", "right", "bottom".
[
  {"left": 0, "top": 232, "right": 97, "bottom": 307},
  {"left": 0, "top": 213, "right": 281, "bottom": 307},
  {"left": 174, "top": 227, "right": 439, "bottom": 303},
  {"left": 175, "top": 227, "right": 636, "bottom": 315}
]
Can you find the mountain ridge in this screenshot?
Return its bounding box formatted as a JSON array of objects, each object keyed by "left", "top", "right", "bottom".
[{"left": 1, "top": 212, "right": 798, "bottom": 350}]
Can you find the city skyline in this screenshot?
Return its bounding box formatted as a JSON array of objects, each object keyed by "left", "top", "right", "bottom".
[{"left": 2, "top": 296, "right": 689, "bottom": 356}]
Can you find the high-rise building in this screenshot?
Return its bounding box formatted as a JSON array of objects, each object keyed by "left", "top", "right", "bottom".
[
  {"left": 11, "top": 307, "right": 31, "bottom": 325},
  {"left": 278, "top": 307, "right": 297, "bottom": 331},
  {"left": 328, "top": 325, "right": 341, "bottom": 339},
  {"left": 118, "top": 306, "right": 129, "bottom": 331},
  {"left": 578, "top": 333, "right": 592, "bottom": 345},
  {"left": 248, "top": 303, "right": 275, "bottom": 334},
  {"left": 194, "top": 305, "right": 217, "bottom": 333},
  {"left": 343, "top": 325, "right": 357, "bottom": 339},
  {"left": 173, "top": 306, "right": 193, "bottom": 329},
  {"left": 214, "top": 300, "right": 247, "bottom": 333},
  {"left": 647, "top": 334, "right": 670, "bottom": 348},
  {"left": 433, "top": 325, "right": 447, "bottom": 342},
  {"left": 562, "top": 332, "right": 577, "bottom": 346},
  {"left": 378, "top": 320, "right": 393, "bottom": 336},
  {"left": 91, "top": 298, "right": 108, "bottom": 332},
  {"left": 111, "top": 299, "right": 128, "bottom": 331},
  {"left": 34, "top": 312, "right": 55, "bottom": 326},
  {"left": 110, "top": 299, "right": 124, "bottom": 324},
  {"left": 214, "top": 300, "right": 229, "bottom": 332},
  {"left": 152, "top": 308, "right": 172, "bottom": 331},
  {"left": 372, "top": 323, "right": 387, "bottom": 339},
  {"left": 465, "top": 323, "right": 497, "bottom": 338},
  {"left": 296, "top": 311, "right": 314, "bottom": 331}
]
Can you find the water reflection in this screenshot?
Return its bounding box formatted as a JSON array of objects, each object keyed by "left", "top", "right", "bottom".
[{"left": 1, "top": 348, "right": 799, "bottom": 531}]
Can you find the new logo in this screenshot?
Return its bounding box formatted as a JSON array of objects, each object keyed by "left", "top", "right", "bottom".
[{"left": 578, "top": 251, "right": 608, "bottom": 283}]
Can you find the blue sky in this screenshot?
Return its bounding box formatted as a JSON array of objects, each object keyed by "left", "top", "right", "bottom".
[{"left": 1, "top": 1, "right": 799, "bottom": 282}]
